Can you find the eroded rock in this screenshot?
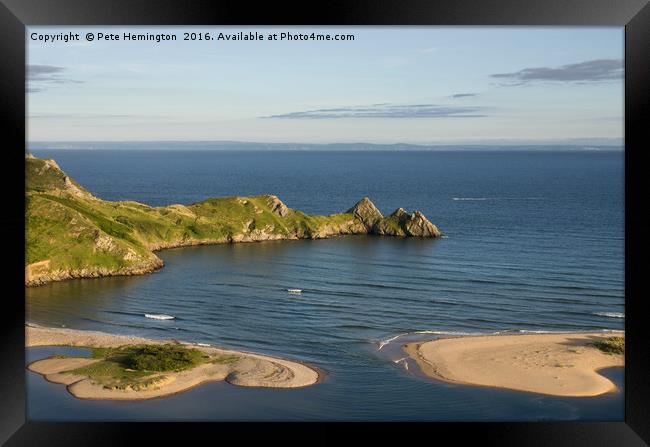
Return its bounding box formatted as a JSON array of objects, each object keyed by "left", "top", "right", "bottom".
[
  {"left": 265, "top": 195, "right": 290, "bottom": 217},
  {"left": 347, "top": 197, "right": 384, "bottom": 230},
  {"left": 375, "top": 207, "right": 442, "bottom": 237}
]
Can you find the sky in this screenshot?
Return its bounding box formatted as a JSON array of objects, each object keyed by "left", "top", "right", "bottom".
[{"left": 27, "top": 26, "right": 624, "bottom": 145}]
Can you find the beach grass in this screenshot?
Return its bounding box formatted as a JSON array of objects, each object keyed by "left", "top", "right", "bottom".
[
  {"left": 591, "top": 336, "right": 625, "bottom": 355},
  {"left": 71, "top": 343, "right": 217, "bottom": 390},
  {"left": 124, "top": 344, "right": 205, "bottom": 372},
  {"left": 208, "top": 354, "right": 240, "bottom": 364},
  {"left": 72, "top": 358, "right": 152, "bottom": 389}
]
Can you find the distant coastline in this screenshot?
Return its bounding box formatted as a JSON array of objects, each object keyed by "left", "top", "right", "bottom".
[{"left": 27, "top": 140, "right": 624, "bottom": 152}]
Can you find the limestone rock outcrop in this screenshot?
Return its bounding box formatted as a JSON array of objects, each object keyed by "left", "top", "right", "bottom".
[
  {"left": 376, "top": 208, "right": 442, "bottom": 237},
  {"left": 347, "top": 197, "right": 384, "bottom": 231},
  {"left": 265, "top": 195, "right": 290, "bottom": 217},
  {"left": 349, "top": 198, "right": 442, "bottom": 238}
]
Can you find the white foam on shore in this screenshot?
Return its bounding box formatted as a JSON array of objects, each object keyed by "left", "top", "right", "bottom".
[
  {"left": 593, "top": 312, "right": 625, "bottom": 319},
  {"left": 393, "top": 357, "right": 409, "bottom": 371},
  {"left": 513, "top": 329, "right": 622, "bottom": 334},
  {"left": 514, "top": 330, "right": 575, "bottom": 334},
  {"left": 378, "top": 330, "right": 486, "bottom": 350},
  {"left": 377, "top": 328, "right": 622, "bottom": 350},
  {"left": 378, "top": 334, "right": 405, "bottom": 350}
]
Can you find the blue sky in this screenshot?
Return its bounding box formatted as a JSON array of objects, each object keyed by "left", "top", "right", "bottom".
[{"left": 27, "top": 26, "right": 624, "bottom": 144}]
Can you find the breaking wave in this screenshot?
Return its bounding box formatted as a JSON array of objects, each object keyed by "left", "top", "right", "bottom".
[
  {"left": 593, "top": 312, "right": 625, "bottom": 319},
  {"left": 377, "top": 330, "right": 490, "bottom": 350}
]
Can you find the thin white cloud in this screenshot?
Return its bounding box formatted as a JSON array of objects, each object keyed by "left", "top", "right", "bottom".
[{"left": 263, "top": 103, "right": 487, "bottom": 119}]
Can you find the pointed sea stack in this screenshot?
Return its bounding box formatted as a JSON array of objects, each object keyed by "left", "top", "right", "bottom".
[
  {"left": 374, "top": 207, "right": 442, "bottom": 238},
  {"left": 347, "top": 197, "right": 384, "bottom": 231},
  {"left": 401, "top": 210, "right": 442, "bottom": 237}
]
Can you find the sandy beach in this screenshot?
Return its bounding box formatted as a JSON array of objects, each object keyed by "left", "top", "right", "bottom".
[
  {"left": 26, "top": 325, "right": 321, "bottom": 400},
  {"left": 403, "top": 332, "right": 624, "bottom": 397}
]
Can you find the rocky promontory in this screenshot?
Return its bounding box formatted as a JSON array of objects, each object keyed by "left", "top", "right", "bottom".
[
  {"left": 347, "top": 198, "right": 442, "bottom": 237},
  {"left": 26, "top": 155, "right": 443, "bottom": 286}
]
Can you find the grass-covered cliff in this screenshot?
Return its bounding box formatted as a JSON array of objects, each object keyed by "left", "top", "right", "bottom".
[{"left": 25, "top": 154, "right": 442, "bottom": 286}]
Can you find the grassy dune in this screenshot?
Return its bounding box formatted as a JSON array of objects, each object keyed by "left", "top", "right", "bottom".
[{"left": 67, "top": 344, "right": 238, "bottom": 391}]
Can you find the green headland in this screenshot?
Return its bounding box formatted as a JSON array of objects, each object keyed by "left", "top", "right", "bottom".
[{"left": 25, "top": 154, "right": 442, "bottom": 286}]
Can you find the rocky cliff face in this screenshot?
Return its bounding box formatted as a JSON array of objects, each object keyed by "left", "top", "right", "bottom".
[
  {"left": 375, "top": 208, "right": 442, "bottom": 237},
  {"left": 348, "top": 198, "right": 441, "bottom": 238},
  {"left": 265, "top": 195, "right": 291, "bottom": 217},
  {"left": 25, "top": 156, "right": 443, "bottom": 286},
  {"left": 347, "top": 197, "right": 384, "bottom": 230},
  {"left": 26, "top": 257, "right": 165, "bottom": 287},
  {"left": 26, "top": 155, "right": 94, "bottom": 199}
]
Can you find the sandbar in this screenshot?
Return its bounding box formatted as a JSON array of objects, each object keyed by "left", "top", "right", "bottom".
[
  {"left": 26, "top": 324, "right": 321, "bottom": 400},
  {"left": 403, "top": 331, "right": 624, "bottom": 397}
]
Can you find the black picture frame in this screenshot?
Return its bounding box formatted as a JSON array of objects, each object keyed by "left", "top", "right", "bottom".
[{"left": 1, "top": 0, "right": 648, "bottom": 445}]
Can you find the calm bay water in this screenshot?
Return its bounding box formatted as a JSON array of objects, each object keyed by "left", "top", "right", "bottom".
[{"left": 26, "top": 149, "right": 625, "bottom": 420}]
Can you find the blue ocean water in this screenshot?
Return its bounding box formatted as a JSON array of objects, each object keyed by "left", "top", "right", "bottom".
[{"left": 26, "top": 149, "right": 625, "bottom": 421}]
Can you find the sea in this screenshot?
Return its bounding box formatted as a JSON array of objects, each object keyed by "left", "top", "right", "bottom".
[{"left": 25, "top": 148, "right": 625, "bottom": 421}]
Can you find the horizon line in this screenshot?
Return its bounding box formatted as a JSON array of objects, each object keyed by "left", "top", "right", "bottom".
[{"left": 27, "top": 139, "right": 624, "bottom": 148}]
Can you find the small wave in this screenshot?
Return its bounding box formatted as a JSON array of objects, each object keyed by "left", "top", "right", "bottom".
[
  {"left": 393, "top": 357, "right": 409, "bottom": 371},
  {"left": 452, "top": 197, "right": 543, "bottom": 201},
  {"left": 378, "top": 330, "right": 486, "bottom": 350},
  {"left": 378, "top": 333, "right": 405, "bottom": 350},
  {"left": 104, "top": 310, "right": 148, "bottom": 317},
  {"left": 144, "top": 313, "right": 175, "bottom": 320},
  {"left": 593, "top": 312, "right": 625, "bottom": 319},
  {"left": 513, "top": 329, "right": 621, "bottom": 334},
  {"left": 513, "top": 329, "right": 571, "bottom": 334}
]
